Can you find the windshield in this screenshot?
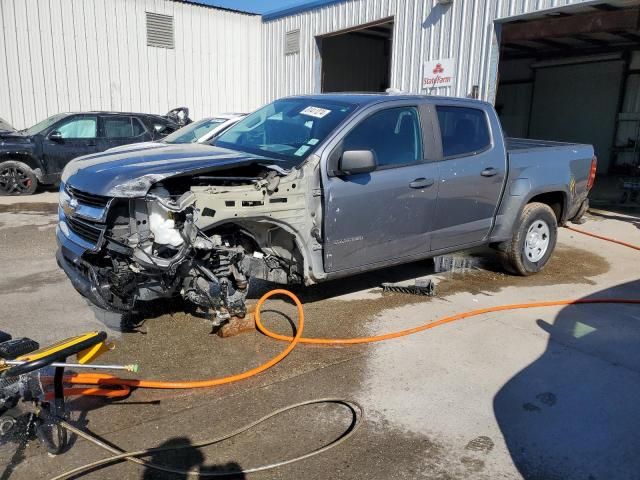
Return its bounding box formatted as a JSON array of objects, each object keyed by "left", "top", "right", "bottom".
[
  {"left": 213, "top": 98, "right": 357, "bottom": 167},
  {"left": 163, "top": 118, "right": 227, "bottom": 144},
  {"left": 24, "top": 113, "right": 67, "bottom": 135}
]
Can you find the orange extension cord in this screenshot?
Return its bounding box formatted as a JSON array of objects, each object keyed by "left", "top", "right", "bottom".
[
  {"left": 565, "top": 225, "right": 640, "bottom": 251},
  {"left": 59, "top": 226, "right": 640, "bottom": 399}
]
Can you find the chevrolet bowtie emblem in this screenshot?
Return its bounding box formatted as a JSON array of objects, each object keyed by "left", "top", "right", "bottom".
[{"left": 63, "top": 197, "right": 79, "bottom": 217}]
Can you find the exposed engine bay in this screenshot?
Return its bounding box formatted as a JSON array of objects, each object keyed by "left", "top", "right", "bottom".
[{"left": 63, "top": 162, "right": 318, "bottom": 325}]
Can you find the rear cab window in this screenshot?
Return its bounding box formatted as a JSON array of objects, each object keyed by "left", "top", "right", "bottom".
[
  {"left": 342, "top": 106, "right": 423, "bottom": 169},
  {"left": 436, "top": 106, "right": 491, "bottom": 157}
]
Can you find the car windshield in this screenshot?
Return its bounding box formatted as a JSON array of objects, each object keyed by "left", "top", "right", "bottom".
[
  {"left": 163, "top": 118, "right": 227, "bottom": 144},
  {"left": 24, "top": 113, "right": 67, "bottom": 135},
  {"left": 213, "top": 98, "right": 357, "bottom": 167}
]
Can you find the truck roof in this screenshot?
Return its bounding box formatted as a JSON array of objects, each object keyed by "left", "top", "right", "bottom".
[
  {"left": 48, "top": 111, "right": 174, "bottom": 121},
  {"left": 286, "top": 92, "right": 493, "bottom": 107},
  {"left": 79, "top": 111, "right": 169, "bottom": 118}
]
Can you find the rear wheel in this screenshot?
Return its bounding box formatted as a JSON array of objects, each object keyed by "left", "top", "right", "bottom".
[
  {"left": 500, "top": 202, "right": 558, "bottom": 276},
  {"left": 0, "top": 161, "right": 38, "bottom": 195}
]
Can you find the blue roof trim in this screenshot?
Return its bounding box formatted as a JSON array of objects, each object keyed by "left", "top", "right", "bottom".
[
  {"left": 174, "top": 0, "right": 257, "bottom": 15},
  {"left": 262, "top": 0, "right": 347, "bottom": 21}
]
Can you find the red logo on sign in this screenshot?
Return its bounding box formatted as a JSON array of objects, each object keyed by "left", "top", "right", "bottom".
[{"left": 433, "top": 63, "right": 444, "bottom": 74}]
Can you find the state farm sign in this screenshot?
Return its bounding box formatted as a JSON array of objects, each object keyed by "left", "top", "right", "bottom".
[{"left": 422, "top": 58, "right": 456, "bottom": 89}]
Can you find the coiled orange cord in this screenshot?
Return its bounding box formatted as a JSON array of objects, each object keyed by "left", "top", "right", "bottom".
[
  {"left": 61, "top": 289, "right": 304, "bottom": 397},
  {"left": 61, "top": 297, "right": 640, "bottom": 398},
  {"left": 59, "top": 225, "right": 640, "bottom": 398}
]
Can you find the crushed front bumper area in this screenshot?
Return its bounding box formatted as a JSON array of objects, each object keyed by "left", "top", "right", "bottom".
[
  {"left": 56, "top": 244, "right": 109, "bottom": 311},
  {"left": 56, "top": 243, "right": 183, "bottom": 313},
  {"left": 56, "top": 183, "right": 251, "bottom": 320}
]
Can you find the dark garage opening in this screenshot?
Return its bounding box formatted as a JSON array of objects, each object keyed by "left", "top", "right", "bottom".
[
  {"left": 495, "top": 2, "right": 640, "bottom": 175},
  {"left": 319, "top": 19, "right": 393, "bottom": 93}
]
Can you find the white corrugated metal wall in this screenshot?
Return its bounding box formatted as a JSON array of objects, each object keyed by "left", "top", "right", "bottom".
[
  {"left": 0, "top": 0, "right": 262, "bottom": 130},
  {"left": 2, "top": 0, "right": 630, "bottom": 131},
  {"left": 261, "top": 0, "right": 600, "bottom": 103}
]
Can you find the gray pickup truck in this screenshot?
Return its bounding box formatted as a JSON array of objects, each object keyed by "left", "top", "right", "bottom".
[{"left": 56, "top": 94, "right": 596, "bottom": 321}]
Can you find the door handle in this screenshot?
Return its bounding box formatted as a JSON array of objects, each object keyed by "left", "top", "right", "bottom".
[
  {"left": 409, "top": 178, "right": 435, "bottom": 189},
  {"left": 481, "top": 167, "right": 498, "bottom": 177},
  {"left": 87, "top": 140, "right": 96, "bottom": 147}
]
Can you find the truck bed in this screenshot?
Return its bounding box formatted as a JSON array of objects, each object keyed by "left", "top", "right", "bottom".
[{"left": 505, "top": 137, "right": 589, "bottom": 153}]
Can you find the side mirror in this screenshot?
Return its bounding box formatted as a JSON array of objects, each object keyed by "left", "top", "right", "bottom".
[
  {"left": 339, "top": 150, "right": 377, "bottom": 175},
  {"left": 49, "top": 131, "right": 63, "bottom": 142}
]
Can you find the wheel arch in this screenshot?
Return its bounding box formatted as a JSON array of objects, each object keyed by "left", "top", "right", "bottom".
[
  {"left": 526, "top": 190, "right": 567, "bottom": 224},
  {"left": 490, "top": 186, "right": 568, "bottom": 244},
  {"left": 0, "top": 153, "right": 44, "bottom": 180},
  {"left": 202, "top": 217, "right": 312, "bottom": 284}
]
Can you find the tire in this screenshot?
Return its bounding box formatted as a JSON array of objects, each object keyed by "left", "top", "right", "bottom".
[
  {"left": 0, "top": 160, "right": 38, "bottom": 195},
  {"left": 500, "top": 202, "right": 558, "bottom": 276}
]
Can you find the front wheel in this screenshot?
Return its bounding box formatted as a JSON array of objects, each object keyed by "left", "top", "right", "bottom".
[
  {"left": 0, "top": 160, "right": 38, "bottom": 195},
  {"left": 500, "top": 202, "right": 558, "bottom": 276}
]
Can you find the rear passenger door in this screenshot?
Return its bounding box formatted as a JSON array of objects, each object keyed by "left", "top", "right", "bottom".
[
  {"left": 430, "top": 104, "right": 506, "bottom": 250},
  {"left": 323, "top": 104, "right": 440, "bottom": 272},
  {"left": 100, "top": 115, "right": 151, "bottom": 149}
]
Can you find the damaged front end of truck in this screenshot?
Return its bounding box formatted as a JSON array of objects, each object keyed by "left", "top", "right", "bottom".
[
  {"left": 56, "top": 150, "right": 319, "bottom": 326},
  {"left": 56, "top": 96, "right": 357, "bottom": 323}
]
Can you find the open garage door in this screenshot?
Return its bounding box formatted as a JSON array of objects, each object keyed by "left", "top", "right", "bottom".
[
  {"left": 495, "top": 1, "right": 640, "bottom": 174},
  {"left": 318, "top": 19, "right": 393, "bottom": 93}
]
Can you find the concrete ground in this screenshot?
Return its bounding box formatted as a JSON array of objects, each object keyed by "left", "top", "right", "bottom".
[{"left": 0, "top": 192, "right": 639, "bottom": 480}]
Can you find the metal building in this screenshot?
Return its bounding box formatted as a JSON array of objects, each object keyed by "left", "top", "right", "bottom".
[
  {"left": 263, "top": 0, "right": 631, "bottom": 101},
  {"left": 1, "top": 0, "right": 639, "bottom": 173},
  {"left": 0, "top": 0, "right": 262, "bottom": 130},
  {"left": 262, "top": 0, "right": 640, "bottom": 173}
]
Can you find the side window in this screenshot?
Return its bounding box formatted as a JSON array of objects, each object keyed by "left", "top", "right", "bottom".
[
  {"left": 343, "top": 107, "right": 423, "bottom": 168},
  {"left": 132, "top": 118, "right": 146, "bottom": 136},
  {"left": 436, "top": 106, "right": 491, "bottom": 158},
  {"left": 56, "top": 117, "right": 97, "bottom": 139},
  {"left": 103, "top": 116, "right": 145, "bottom": 138}
]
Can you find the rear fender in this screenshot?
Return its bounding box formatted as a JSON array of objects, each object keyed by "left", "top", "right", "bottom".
[{"left": 490, "top": 185, "right": 569, "bottom": 243}]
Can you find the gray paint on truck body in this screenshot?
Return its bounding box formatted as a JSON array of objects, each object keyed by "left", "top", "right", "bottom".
[
  {"left": 490, "top": 138, "right": 593, "bottom": 243},
  {"left": 57, "top": 94, "right": 594, "bottom": 310}
]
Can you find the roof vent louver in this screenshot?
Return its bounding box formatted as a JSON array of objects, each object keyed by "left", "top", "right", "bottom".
[
  {"left": 146, "top": 12, "right": 174, "bottom": 49},
  {"left": 285, "top": 29, "right": 300, "bottom": 55}
]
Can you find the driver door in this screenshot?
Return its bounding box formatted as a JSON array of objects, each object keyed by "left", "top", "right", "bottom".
[
  {"left": 322, "top": 105, "right": 440, "bottom": 272},
  {"left": 42, "top": 115, "right": 100, "bottom": 174}
]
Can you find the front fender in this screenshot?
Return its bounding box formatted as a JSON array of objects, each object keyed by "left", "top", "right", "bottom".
[
  {"left": 0, "top": 151, "right": 44, "bottom": 172},
  {"left": 0, "top": 151, "right": 45, "bottom": 179},
  {"left": 202, "top": 217, "right": 314, "bottom": 284}
]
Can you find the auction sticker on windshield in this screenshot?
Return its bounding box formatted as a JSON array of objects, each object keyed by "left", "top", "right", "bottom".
[
  {"left": 294, "top": 145, "right": 311, "bottom": 156},
  {"left": 300, "top": 106, "right": 332, "bottom": 118}
]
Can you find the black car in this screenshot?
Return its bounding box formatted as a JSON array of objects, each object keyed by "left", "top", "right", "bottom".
[{"left": 0, "top": 108, "right": 190, "bottom": 195}]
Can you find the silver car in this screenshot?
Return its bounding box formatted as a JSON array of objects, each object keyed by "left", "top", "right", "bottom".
[{"left": 104, "top": 113, "right": 246, "bottom": 153}]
